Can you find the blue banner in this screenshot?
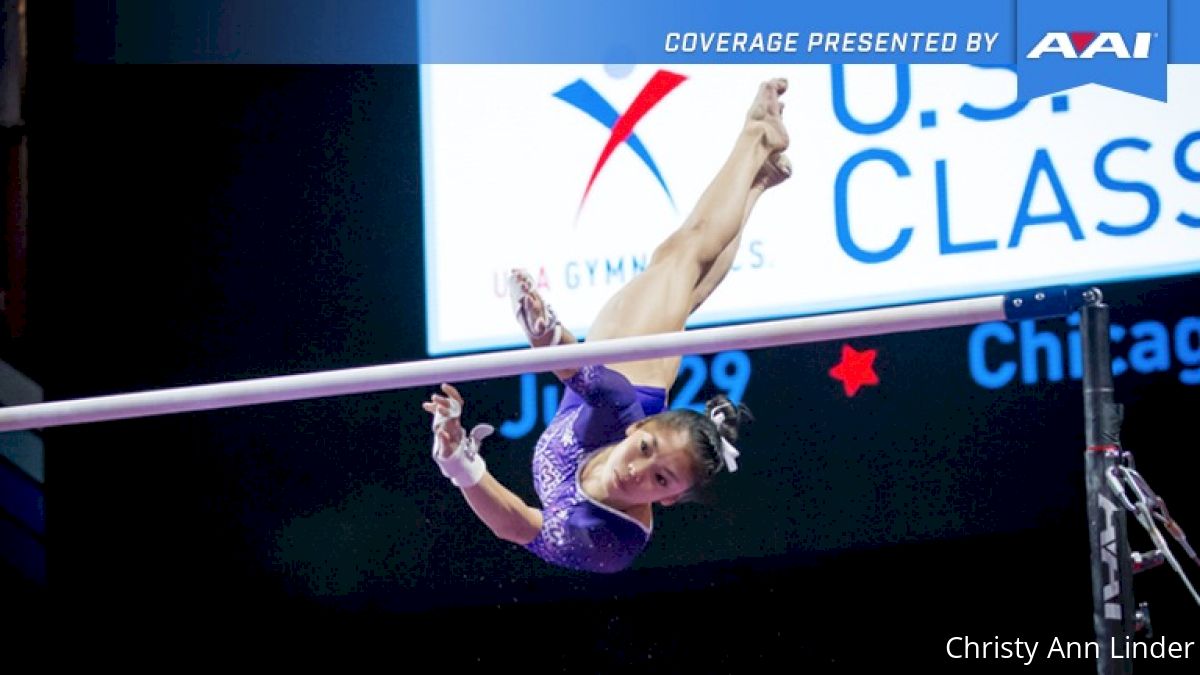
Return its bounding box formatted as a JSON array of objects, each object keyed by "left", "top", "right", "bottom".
[
  {"left": 418, "top": 0, "right": 1014, "bottom": 64},
  {"left": 106, "top": 0, "right": 1200, "bottom": 100}
]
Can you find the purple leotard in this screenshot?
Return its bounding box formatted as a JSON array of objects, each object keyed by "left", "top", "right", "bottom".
[{"left": 524, "top": 365, "right": 666, "bottom": 573}]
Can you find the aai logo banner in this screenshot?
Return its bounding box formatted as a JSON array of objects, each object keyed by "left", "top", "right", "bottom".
[{"left": 1017, "top": 0, "right": 1167, "bottom": 102}]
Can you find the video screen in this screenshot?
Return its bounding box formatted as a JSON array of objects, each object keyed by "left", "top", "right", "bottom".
[{"left": 420, "top": 65, "right": 1200, "bottom": 355}]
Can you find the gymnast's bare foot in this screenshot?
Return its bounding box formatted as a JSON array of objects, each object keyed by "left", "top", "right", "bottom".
[
  {"left": 755, "top": 153, "right": 792, "bottom": 190},
  {"left": 744, "top": 78, "right": 789, "bottom": 154}
]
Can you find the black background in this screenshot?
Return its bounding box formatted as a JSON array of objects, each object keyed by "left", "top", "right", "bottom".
[{"left": 5, "top": 3, "right": 1199, "bottom": 672}]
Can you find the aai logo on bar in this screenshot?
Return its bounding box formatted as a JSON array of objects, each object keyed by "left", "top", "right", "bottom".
[{"left": 1016, "top": 0, "right": 1167, "bottom": 102}]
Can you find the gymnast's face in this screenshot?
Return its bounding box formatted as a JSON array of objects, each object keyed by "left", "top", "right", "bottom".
[{"left": 598, "top": 420, "right": 698, "bottom": 508}]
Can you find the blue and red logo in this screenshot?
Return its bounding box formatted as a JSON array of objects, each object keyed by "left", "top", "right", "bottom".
[
  {"left": 554, "top": 69, "right": 687, "bottom": 215},
  {"left": 1016, "top": 0, "right": 1166, "bottom": 102},
  {"left": 1025, "top": 31, "right": 1153, "bottom": 60}
]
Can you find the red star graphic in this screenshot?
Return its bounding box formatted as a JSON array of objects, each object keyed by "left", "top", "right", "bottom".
[{"left": 829, "top": 344, "right": 879, "bottom": 397}]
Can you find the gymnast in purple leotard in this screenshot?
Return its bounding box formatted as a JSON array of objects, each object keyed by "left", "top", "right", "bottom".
[
  {"left": 523, "top": 365, "right": 683, "bottom": 573},
  {"left": 424, "top": 77, "right": 791, "bottom": 573}
]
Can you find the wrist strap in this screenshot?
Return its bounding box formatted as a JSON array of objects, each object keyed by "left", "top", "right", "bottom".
[
  {"left": 432, "top": 423, "right": 494, "bottom": 488},
  {"left": 430, "top": 397, "right": 494, "bottom": 488}
]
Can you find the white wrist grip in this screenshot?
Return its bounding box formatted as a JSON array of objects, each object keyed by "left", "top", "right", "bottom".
[
  {"left": 431, "top": 397, "right": 494, "bottom": 488},
  {"left": 432, "top": 423, "right": 494, "bottom": 487}
]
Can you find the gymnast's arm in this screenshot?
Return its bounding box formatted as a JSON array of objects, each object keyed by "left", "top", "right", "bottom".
[
  {"left": 424, "top": 384, "right": 543, "bottom": 544},
  {"left": 563, "top": 365, "right": 644, "bottom": 446},
  {"left": 457, "top": 471, "right": 543, "bottom": 545}
]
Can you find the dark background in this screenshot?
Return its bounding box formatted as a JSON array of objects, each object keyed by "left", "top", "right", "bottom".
[{"left": 3, "top": 3, "right": 1198, "bottom": 671}]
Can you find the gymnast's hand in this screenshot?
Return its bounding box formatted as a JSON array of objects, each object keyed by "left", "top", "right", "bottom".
[{"left": 423, "top": 383, "right": 465, "bottom": 458}]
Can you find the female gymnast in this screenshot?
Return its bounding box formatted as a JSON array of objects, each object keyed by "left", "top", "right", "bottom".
[{"left": 423, "top": 78, "right": 792, "bottom": 573}]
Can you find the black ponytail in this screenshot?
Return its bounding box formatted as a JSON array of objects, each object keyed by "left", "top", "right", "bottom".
[{"left": 704, "top": 394, "right": 753, "bottom": 445}]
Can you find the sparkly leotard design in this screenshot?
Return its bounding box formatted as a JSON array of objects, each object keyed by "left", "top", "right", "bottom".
[{"left": 524, "top": 365, "right": 666, "bottom": 573}]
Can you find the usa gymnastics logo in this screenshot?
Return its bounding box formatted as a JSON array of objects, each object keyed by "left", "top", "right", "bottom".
[
  {"left": 1015, "top": 0, "right": 1166, "bottom": 102},
  {"left": 553, "top": 68, "right": 687, "bottom": 215}
]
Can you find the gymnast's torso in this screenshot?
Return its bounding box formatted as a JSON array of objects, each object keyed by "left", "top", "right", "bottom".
[{"left": 524, "top": 365, "right": 666, "bottom": 573}]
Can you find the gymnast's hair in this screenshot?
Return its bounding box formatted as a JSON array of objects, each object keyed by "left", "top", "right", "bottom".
[{"left": 648, "top": 394, "right": 752, "bottom": 503}]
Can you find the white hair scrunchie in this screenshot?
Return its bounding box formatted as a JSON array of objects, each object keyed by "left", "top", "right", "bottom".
[{"left": 709, "top": 406, "right": 740, "bottom": 473}]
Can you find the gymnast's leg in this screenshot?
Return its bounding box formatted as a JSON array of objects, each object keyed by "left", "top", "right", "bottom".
[
  {"left": 689, "top": 152, "right": 791, "bottom": 315},
  {"left": 583, "top": 78, "right": 791, "bottom": 390}
]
